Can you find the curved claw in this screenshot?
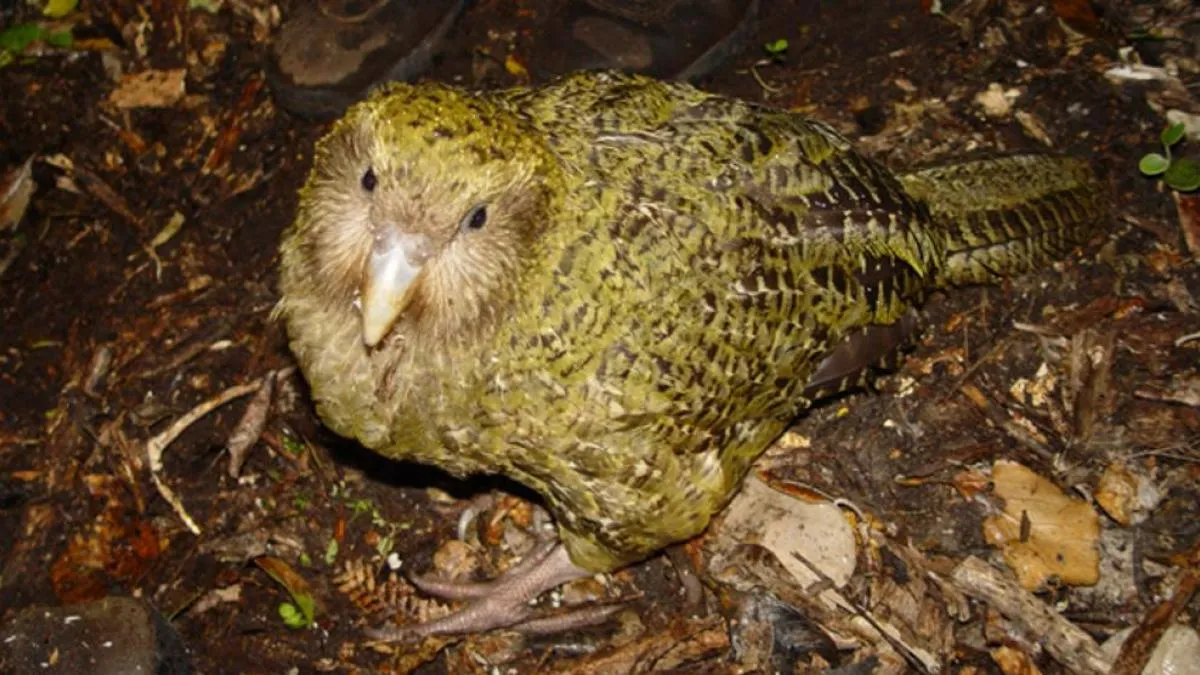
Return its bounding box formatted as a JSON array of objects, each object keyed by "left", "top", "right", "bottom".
[
  {"left": 512, "top": 603, "right": 625, "bottom": 636},
  {"left": 408, "top": 539, "right": 559, "bottom": 601},
  {"left": 368, "top": 544, "right": 605, "bottom": 640}
]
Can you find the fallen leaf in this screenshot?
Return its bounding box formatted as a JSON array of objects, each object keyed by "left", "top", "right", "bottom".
[
  {"left": 710, "top": 474, "right": 857, "bottom": 589},
  {"left": 256, "top": 555, "right": 320, "bottom": 626},
  {"left": 983, "top": 460, "right": 1100, "bottom": 590},
  {"left": 1094, "top": 463, "right": 1137, "bottom": 526},
  {"left": 991, "top": 644, "right": 1044, "bottom": 675},
  {"left": 0, "top": 156, "right": 35, "bottom": 232},
  {"left": 1052, "top": 0, "right": 1102, "bottom": 38},
  {"left": 975, "top": 83, "right": 1018, "bottom": 118},
  {"left": 226, "top": 370, "right": 274, "bottom": 478},
  {"left": 952, "top": 467, "right": 991, "bottom": 500},
  {"left": 42, "top": 0, "right": 78, "bottom": 18},
  {"left": 504, "top": 53, "right": 529, "bottom": 79},
  {"left": 1175, "top": 191, "right": 1199, "bottom": 260},
  {"left": 1015, "top": 110, "right": 1054, "bottom": 147}
]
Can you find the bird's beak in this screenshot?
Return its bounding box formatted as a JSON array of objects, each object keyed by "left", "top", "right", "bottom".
[{"left": 360, "top": 229, "right": 433, "bottom": 347}]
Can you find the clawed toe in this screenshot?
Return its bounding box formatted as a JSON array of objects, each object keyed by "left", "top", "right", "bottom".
[
  {"left": 407, "top": 538, "right": 559, "bottom": 602},
  {"left": 368, "top": 543, "right": 621, "bottom": 639}
]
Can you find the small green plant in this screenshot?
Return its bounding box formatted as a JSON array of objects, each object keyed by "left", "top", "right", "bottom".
[
  {"left": 763, "top": 38, "right": 789, "bottom": 62},
  {"left": 278, "top": 601, "right": 312, "bottom": 629},
  {"left": 0, "top": 23, "right": 73, "bottom": 68},
  {"left": 1139, "top": 122, "right": 1200, "bottom": 192}
]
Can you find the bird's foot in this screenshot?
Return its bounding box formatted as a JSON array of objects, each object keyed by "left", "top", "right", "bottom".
[{"left": 366, "top": 543, "right": 621, "bottom": 640}]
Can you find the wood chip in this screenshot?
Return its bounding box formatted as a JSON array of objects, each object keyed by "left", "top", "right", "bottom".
[{"left": 109, "top": 68, "right": 187, "bottom": 109}]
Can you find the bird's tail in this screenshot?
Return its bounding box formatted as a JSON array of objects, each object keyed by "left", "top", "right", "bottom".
[{"left": 897, "top": 154, "right": 1107, "bottom": 289}]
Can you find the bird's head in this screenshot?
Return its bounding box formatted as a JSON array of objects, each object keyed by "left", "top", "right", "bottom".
[{"left": 291, "top": 81, "right": 562, "bottom": 349}]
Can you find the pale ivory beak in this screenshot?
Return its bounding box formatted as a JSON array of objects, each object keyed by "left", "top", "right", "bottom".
[{"left": 361, "top": 230, "right": 433, "bottom": 347}]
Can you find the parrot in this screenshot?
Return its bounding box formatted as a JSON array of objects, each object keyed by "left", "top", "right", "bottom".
[{"left": 275, "top": 70, "right": 1105, "bottom": 638}]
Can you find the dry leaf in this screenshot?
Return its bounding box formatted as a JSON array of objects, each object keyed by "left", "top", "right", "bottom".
[
  {"left": 1052, "top": 0, "right": 1102, "bottom": 37},
  {"left": 1175, "top": 192, "right": 1199, "bottom": 260},
  {"left": 711, "top": 475, "right": 857, "bottom": 589},
  {"left": 983, "top": 461, "right": 1100, "bottom": 590},
  {"left": 976, "top": 83, "right": 1018, "bottom": 118},
  {"left": 991, "top": 644, "right": 1044, "bottom": 675},
  {"left": 255, "top": 555, "right": 320, "bottom": 624},
  {"left": 1015, "top": 110, "right": 1054, "bottom": 147},
  {"left": 226, "top": 371, "right": 274, "bottom": 478},
  {"left": 1095, "top": 463, "right": 1137, "bottom": 526},
  {"left": 1, "top": 156, "right": 35, "bottom": 232}
]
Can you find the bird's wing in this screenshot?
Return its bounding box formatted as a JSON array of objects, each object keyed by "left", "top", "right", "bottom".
[{"left": 561, "top": 87, "right": 939, "bottom": 414}]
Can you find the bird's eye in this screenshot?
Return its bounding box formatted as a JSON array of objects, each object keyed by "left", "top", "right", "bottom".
[
  {"left": 462, "top": 205, "right": 487, "bottom": 231},
  {"left": 361, "top": 168, "right": 377, "bottom": 192}
]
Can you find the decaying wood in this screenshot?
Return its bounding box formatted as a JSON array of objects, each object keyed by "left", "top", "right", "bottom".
[{"left": 951, "top": 556, "right": 1112, "bottom": 674}]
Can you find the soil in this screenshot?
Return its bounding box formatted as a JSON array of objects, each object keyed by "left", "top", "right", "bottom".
[{"left": 1, "top": 0, "right": 1198, "bottom": 673}]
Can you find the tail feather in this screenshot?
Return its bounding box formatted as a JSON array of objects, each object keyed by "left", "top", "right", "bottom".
[{"left": 897, "top": 155, "right": 1107, "bottom": 288}]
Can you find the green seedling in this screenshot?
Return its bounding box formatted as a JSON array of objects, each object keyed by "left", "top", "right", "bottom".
[
  {"left": 1140, "top": 122, "right": 1200, "bottom": 192},
  {"left": 763, "top": 38, "right": 788, "bottom": 62}
]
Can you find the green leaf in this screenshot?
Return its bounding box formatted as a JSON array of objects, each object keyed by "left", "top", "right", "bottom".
[
  {"left": 1139, "top": 153, "right": 1170, "bottom": 176},
  {"left": 294, "top": 591, "right": 316, "bottom": 625},
  {"left": 278, "top": 602, "right": 308, "bottom": 629},
  {"left": 0, "top": 24, "right": 44, "bottom": 53},
  {"left": 764, "top": 38, "right": 788, "bottom": 56},
  {"left": 375, "top": 535, "right": 394, "bottom": 558},
  {"left": 323, "top": 538, "right": 339, "bottom": 565},
  {"left": 1161, "top": 122, "right": 1186, "bottom": 148},
  {"left": 350, "top": 498, "right": 373, "bottom": 516},
  {"left": 44, "top": 30, "right": 72, "bottom": 48},
  {"left": 1164, "top": 158, "right": 1200, "bottom": 192},
  {"left": 42, "top": 0, "right": 78, "bottom": 18}
]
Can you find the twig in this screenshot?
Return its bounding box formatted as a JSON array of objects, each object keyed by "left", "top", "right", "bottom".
[
  {"left": 146, "top": 379, "right": 262, "bottom": 472},
  {"left": 936, "top": 335, "right": 1012, "bottom": 404},
  {"left": 747, "top": 61, "right": 783, "bottom": 97},
  {"left": 1175, "top": 330, "right": 1200, "bottom": 347},
  {"left": 1110, "top": 571, "right": 1198, "bottom": 675},
  {"left": 152, "top": 472, "right": 202, "bottom": 536},
  {"left": 951, "top": 556, "right": 1111, "bottom": 674},
  {"left": 957, "top": 383, "right": 1056, "bottom": 461}
]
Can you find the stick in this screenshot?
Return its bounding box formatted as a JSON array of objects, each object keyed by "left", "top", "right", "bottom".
[{"left": 951, "top": 556, "right": 1111, "bottom": 674}]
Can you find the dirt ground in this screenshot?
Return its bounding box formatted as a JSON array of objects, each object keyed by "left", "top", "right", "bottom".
[{"left": 1, "top": 0, "right": 1199, "bottom": 673}]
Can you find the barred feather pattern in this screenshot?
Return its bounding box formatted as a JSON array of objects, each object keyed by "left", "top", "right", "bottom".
[{"left": 277, "top": 71, "right": 1106, "bottom": 573}]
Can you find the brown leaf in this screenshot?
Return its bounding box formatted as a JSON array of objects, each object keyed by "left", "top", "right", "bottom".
[
  {"left": 1175, "top": 191, "right": 1200, "bottom": 260},
  {"left": 226, "top": 371, "right": 275, "bottom": 478},
  {"left": 255, "top": 555, "right": 321, "bottom": 622},
  {"left": 983, "top": 461, "right": 1100, "bottom": 590},
  {"left": 0, "top": 156, "right": 35, "bottom": 232},
  {"left": 1052, "top": 0, "right": 1101, "bottom": 37}
]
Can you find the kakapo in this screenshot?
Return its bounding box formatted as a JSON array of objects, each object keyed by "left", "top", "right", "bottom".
[{"left": 276, "top": 70, "right": 1105, "bottom": 638}]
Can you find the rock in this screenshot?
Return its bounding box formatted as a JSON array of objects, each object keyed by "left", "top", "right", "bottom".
[{"left": 1, "top": 596, "right": 190, "bottom": 674}]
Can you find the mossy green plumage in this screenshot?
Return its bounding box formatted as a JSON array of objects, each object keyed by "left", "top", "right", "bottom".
[{"left": 277, "top": 71, "right": 1106, "bottom": 573}]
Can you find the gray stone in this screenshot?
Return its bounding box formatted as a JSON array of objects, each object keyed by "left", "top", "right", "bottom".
[{"left": 1, "top": 596, "right": 190, "bottom": 674}]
